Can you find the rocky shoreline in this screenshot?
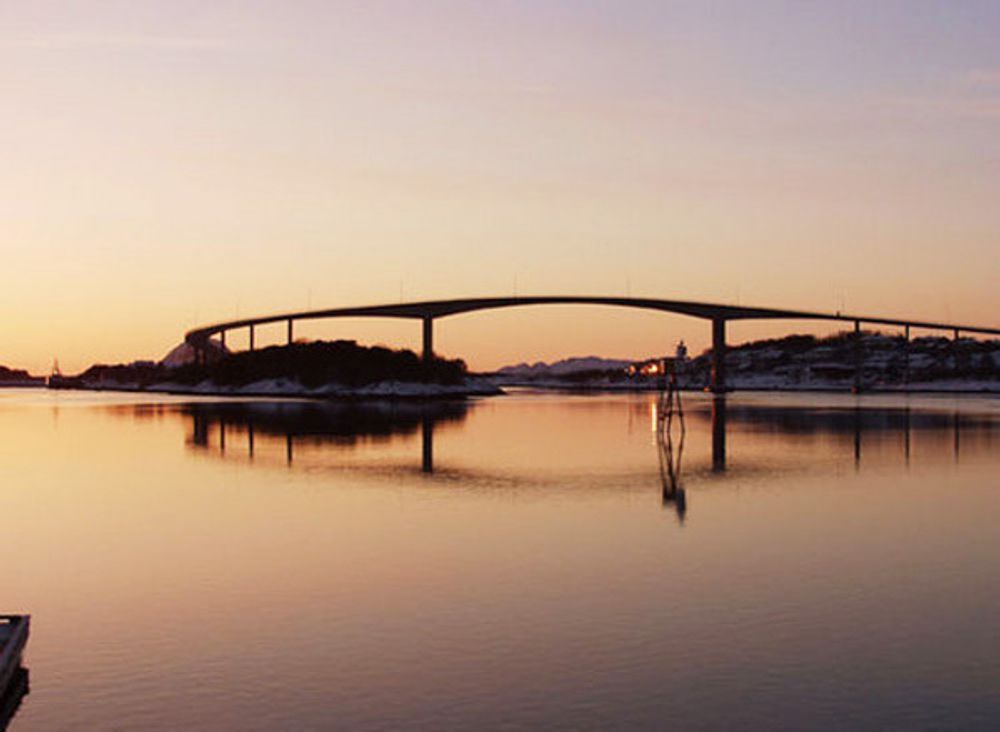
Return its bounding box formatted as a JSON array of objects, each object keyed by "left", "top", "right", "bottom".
[{"left": 47, "top": 376, "right": 503, "bottom": 399}]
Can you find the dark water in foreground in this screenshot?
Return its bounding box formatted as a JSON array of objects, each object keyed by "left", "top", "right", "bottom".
[{"left": 1, "top": 389, "right": 998, "bottom": 730}]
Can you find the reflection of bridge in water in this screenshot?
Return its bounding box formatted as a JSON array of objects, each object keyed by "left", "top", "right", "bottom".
[
  {"left": 652, "top": 396, "right": 990, "bottom": 522},
  {"left": 184, "top": 396, "right": 988, "bottom": 497}
]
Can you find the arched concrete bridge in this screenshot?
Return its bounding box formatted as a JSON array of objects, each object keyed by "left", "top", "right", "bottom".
[{"left": 185, "top": 296, "right": 1000, "bottom": 392}]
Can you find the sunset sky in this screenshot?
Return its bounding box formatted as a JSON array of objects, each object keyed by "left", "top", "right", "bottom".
[{"left": 2, "top": 1, "right": 998, "bottom": 373}]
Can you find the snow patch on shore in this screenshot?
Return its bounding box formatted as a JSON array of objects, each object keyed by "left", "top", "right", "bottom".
[{"left": 75, "top": 376, "right": 503, "bottom": 399}]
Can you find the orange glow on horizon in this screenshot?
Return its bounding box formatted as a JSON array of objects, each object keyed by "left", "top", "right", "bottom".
[{"left": 1, "top": 3, "right": 997, "bottom": 373}]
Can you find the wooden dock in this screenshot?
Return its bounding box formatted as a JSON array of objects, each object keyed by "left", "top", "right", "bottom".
[{"left": 0, "top": 616, "right": 29, "bottom": 699}]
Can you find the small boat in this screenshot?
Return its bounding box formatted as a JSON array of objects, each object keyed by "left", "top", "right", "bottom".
[{"left": 0, "top": 616, "right": 29, "bottom": 697}]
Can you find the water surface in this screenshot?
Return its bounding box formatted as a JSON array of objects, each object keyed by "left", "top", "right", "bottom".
[{"left": 1, "top": 389, "right": 998, "bottom": 730}]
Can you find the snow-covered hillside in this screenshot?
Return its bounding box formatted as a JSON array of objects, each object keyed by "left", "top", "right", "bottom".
[{"left": 494, "top": 356, "right": 633, "bottom": 378}]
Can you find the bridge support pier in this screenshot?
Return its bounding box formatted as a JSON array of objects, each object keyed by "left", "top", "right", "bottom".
[
  {"left": 853, "top": 320, "right": 862, "bottom": 393},
  {"left": 422, "top": 316, "right": 434, "bottom": 363},
  {"left": 287, "top": 319, "right": 294, "bottom": 346},
  {"left": 710, "top": 317, "right": 727, "bottom": 393},
  {"left": 249, "top": 324, "right": 256, "bottom": 352},
  {"left": 953, "top": 329, "right": 962, "bottom": 378},
  {"left": 903, "top": 325, "right": 909, "bottom": 387}
]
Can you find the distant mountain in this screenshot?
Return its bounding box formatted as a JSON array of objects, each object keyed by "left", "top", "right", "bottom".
[{"left": 494, "top": 356, "right": 634, "bottom": 377}]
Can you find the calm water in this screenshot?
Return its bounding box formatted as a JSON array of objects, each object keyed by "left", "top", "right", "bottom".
[{"left": 1, "top": 388, "right": 999, "bottom": 730}]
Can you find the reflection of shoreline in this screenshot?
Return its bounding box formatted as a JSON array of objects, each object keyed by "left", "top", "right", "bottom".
[
  {"left": 185, "top": 400, "right": 470, "bottom": 473},
  {"left": 175, "top": 395, "right": 995, "bottom": 492},
  {"left": 687, "top": 402, "right": 994, "bottom": 434},
  {"left": 187, "top": 400, "right": 469, "bottom": 440},
  {"left": 698, "top": 399, "right": 992, "bottom": 474},
  {"left": 652, "top": 394, "right": 997, "bottom": 520}
]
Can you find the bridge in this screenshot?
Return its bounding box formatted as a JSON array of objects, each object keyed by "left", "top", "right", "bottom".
[{"left": 185, "top": 295, "right": 1000, "bottom": 392}]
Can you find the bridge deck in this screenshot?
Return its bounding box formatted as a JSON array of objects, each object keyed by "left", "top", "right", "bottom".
[{"left": 185, "top": 295, "right": 1000, "bottom": 345}]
